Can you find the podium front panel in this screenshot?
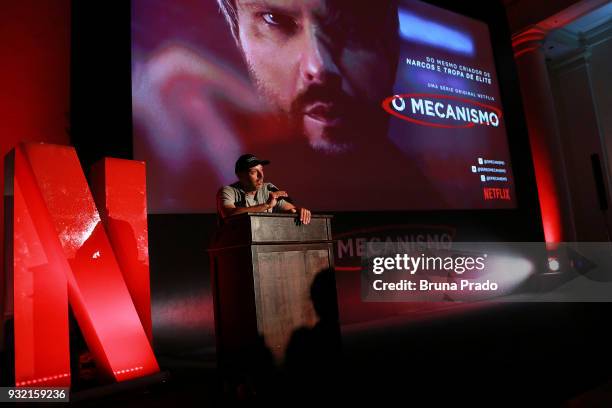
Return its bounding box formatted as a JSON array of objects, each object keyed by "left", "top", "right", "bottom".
[
  {"left": 252, "top": 245, "right": 332, "bottom": 360},
  {"left": 209, "top": 214, "right": 336, "bottom": 367}
]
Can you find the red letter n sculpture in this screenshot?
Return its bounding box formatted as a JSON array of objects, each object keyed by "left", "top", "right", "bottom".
[{"left": 3, "top": 143, "right": 158, "bottom": 387}]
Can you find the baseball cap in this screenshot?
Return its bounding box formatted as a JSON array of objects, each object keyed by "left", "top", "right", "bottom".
[{"left": 235, "top": 153, "right": 271, "bottom": 173}]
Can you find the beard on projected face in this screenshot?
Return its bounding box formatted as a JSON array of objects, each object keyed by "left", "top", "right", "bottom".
[{"left": 247, "top": 61, "right": 391, "bottom": 155}]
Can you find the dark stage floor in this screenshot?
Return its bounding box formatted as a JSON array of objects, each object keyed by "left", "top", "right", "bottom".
[{"left": 65, "top": 302, "right": 612, "bottom": 407}]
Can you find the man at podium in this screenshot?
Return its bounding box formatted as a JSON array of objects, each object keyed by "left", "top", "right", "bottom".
[{"left": 217, "top": 153, "right": 312, "bottom": 224}]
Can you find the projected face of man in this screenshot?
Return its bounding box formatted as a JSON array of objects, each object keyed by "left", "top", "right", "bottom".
[{"left": 233, "top": 0, "right": 399, "bottom": 154}]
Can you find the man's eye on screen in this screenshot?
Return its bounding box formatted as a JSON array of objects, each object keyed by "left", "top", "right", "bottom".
[{"left": 260, "top": 12, "right": 297, "bottom": 32}]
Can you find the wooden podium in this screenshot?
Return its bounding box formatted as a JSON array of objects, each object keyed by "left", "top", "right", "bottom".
[{"left": 209, "top": 213, "right": 336, "bottom": 368}]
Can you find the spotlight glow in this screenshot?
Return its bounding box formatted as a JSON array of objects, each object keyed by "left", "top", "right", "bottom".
[{"left": 548, "top": 256, "right": 560, "bottom": 272}]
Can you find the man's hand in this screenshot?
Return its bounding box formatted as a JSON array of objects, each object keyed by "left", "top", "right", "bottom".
[
  {"left": 290, "top": 207, "right": 311, "bottom": 224},
  {"left": 267, "top": 190, "right": 288, "bottom": 209}
]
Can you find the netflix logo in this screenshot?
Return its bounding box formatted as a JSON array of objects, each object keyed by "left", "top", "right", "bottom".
[{"left": 483, "top": 187, "right": 511, "bottom": 200}]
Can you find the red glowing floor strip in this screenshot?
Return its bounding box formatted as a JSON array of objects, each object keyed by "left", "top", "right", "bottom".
[
  {"left": 335, "top": 266, "right": 363, "bottom": 272},
  {"left": 16, "top": 373, "right": 70, "bottom": 387}
]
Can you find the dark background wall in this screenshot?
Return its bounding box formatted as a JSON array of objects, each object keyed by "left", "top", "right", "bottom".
[{"left": 70, "top": 0, "right": 133, "bottom": 168}]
